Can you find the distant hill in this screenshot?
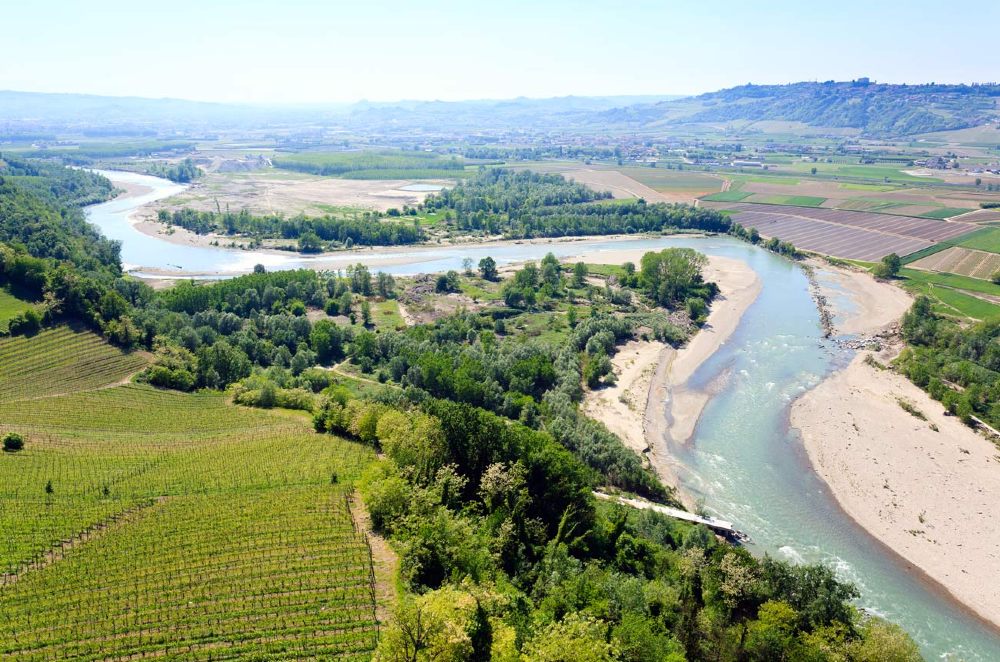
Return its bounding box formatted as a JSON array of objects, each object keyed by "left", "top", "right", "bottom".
[
  {"left": 605, "top": 80, "right": 1000, "bottom": 138},
  {"left": 0, "top": 90, "right": 680, "bottom": 135},
  {"left": 3, "top": 83, "right": 998, "bottom": 139}
]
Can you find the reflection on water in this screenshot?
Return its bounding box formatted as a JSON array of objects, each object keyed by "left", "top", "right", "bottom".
[{"left": 91, "top": 171, "right": 1000, "bottom": 659}]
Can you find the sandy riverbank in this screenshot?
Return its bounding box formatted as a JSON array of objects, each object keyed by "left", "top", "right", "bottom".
[
  {"left": 793, "top": 348, "right": 1000, "bottom": 629},
  {"left": 578, "top": 251, "right": 762, "bottom": 502},
  {"left": 793, "top": 266, "right": 1000, "bottom": 628}
]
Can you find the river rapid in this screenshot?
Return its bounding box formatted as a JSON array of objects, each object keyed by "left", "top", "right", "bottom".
[{"left": 88, "top": 170, "right": 1000, "bottom": 659}]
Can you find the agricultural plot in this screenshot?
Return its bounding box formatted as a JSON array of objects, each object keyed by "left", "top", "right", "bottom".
[
  {"left": 0, "top": 288, "right": 32, "bottom": 332},
  {"left": 909, "top": 246, "right": 1000, "bottom": 280},
  {"left": 899, "top": 269, "right": 1000, "bottom": 320},
  {"left": 920, "top": 207, "right": 974, "bottom": 220},
  {"left": 0, "top": 327, "right": 148, "bottom": 401},
  {"left": 0, "top": 327, "right": 380, "bottom": 659},
  {"left": 957, "top": 226, "right": 1000, "bottom": 253},
  {"left": 722, "top": 203, "right": 978, "bottom": 261}
]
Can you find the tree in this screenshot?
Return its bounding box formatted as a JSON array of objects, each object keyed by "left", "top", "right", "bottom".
[
  {"left": 462, "top": 257, "right": 474, "bottom": 276},
  {"left": 361, "top": 300, "right": 373, "bottom": 327},
  {"left": 3, "top": 432, "right": 24, "bottom": 452},
  {"left": 523, "top": 613, "right": 618, "bottom": 662},
  {"left": 572, "top": 262, "right": 588, "bottom": 288},
  {"left": 640, "top": 248, "right": 708, "bottom": 308},
  {"left": 436, "top": 271, "right": 460, "bottom": 293},
  {"left": 872, "top": 253, "right": 901, "bottom": 279},
  {"left": 310, "top": 320, "right": 345, "bottom": 364},
  {"left": 478, "top": 256, "right": 498, "bottom": 281},
  {"left": 848, "top": 619, "right": 922, "bottom": 662},
  {"left": 377, "top": 271, "right": 396, "bottom": 298},
  {"left": 298, "top": 231, "right": 323, "bottom": 253}
]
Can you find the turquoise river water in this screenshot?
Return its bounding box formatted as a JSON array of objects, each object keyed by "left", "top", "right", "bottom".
[{"left": 88, "top": 171, "right": 1000, "bottom": 659}]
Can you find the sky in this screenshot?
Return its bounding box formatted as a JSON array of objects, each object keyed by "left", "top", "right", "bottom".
[{"left": 4, "top": 0, "right": 1000, "bottom": 104}]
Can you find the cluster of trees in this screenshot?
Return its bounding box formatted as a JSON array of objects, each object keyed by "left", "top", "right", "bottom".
[
  {"left": 273, "top": 150, "right": 464, "bottom": 177},
  {"left": 156, "top": 207, "right": 423, "bottom": 250},
  {"left": 728, "top": 222, "right": 800, "bottom": 258},
  {"left": 0, "top": 162, "right": 144, "bottom": 343},
  {"left": 310, "top": 390, "right": 919, "bottom": 661},
  {"left": 148, "top": 158, "right": 202, "bottom": 183},
  {"left": 0, "top": 155, "right": 116, "bottom": 206},
  {"left": 138, "top": 267, "right": 389, "bottom": 390},
  {"left": 0, "top": 165, "right": 120, "bottom": 273},
  {"left": 896, "top": 296, "right": 1000, "bottom": 429},
  {"left": 341, "top": 252, "right": 717, "bottom": 501},
  {"left": 423, "top": 169, "right": 732, "bottom": 239}
]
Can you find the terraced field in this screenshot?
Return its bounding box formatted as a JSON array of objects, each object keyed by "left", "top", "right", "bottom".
[
  {"left": 0, "top": 327, "right": 148, "bottom": 401},
  {"left": 0, "top": 327, "right": 380, "bottom": 660},
  {"left": 717, "top": 203, "right": 978, "bottom": 261}
]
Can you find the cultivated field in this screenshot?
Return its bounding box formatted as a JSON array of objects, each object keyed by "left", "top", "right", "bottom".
[
  {"left": 559, "top": 168, "right": 679, "bottom": 203},
  {"left": 719, "top": 203, "right": 978, "bottom": 261},
  {"left": 0, "top": 327, "right": 148, "bottom": 401},
  {"left": 705, "top": 177, "right": 1000, "bottom": 219},
  {"left": 910, "top": 246, "right": 1000, "bottom": 280},
  {"left": 0, "top": 328, "right": 379, "bottom": 660}
]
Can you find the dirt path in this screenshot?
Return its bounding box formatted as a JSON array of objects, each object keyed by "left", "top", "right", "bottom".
[{"left": 348, "top": 491, "right": 398, "bottom": 626}]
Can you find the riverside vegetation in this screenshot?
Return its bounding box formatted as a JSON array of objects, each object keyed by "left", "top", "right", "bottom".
[
  {"left": 152, "top": 168, "right": 735, "bottom": 252},
  {"left": 0, "top": 159, "right": 922, "bottom": 660}
]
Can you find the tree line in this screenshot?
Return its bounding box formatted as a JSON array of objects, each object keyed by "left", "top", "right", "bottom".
[{"left": 156, "top": 208, "right": 424, "bottom": 250}]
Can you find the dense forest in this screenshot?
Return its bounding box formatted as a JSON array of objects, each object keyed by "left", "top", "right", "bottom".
[
  {"left": 896, "top": 296, "right": 1000, "bottom": 429},
  {"left": 0, "top": 155, "right": 116, "bottom": 206},
  {"left": 0, "top": 160, "right": 922, "bottom": 660},
  {"left": 425, "top": 169, "right": 732, "bottom": 238}
]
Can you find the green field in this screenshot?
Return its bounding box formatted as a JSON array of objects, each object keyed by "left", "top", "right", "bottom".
[
  {"left": 0, "top": 328, "right": 379, "bottom": 659},
  {"left": 899, "top": 269, "right": 1000, "bottom": 320},
  {"left": 920, "top": 207, "right": 973, "bottom": 219},
  {"left": 957, "top": 226, "right": 1000, "bottom": 254},
  {"left": 0, "top": 287, "right": 33, "bottom": 332},
  {"left": 755, "top": 195, "right": 827, "bottom": 207},
  {"left": 700, "top": 190, "right": 751, "bottom": 202},
  {"left": 618, "top": 168, "right": 723, "bottom": 193},
  {"left": 786, "top": 161, "right": 943, "bottom": 183}
]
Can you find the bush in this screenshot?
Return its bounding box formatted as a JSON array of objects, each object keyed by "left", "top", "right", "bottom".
[
  {"left": 3, "top": 432, "right": 25, "bottom": 452},
  {"left": 7, "top": 308, "right": 42, "bottom": 336}
]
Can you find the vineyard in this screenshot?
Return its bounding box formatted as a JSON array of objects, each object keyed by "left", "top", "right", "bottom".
[
  {"left": 0, "top": 327, "right": 380, "bottom": 659},
  {"left": 0, "top": 327, "right": 148, "bottom": 401}
]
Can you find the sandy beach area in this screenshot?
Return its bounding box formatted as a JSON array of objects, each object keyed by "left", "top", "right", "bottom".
[
  {"left": 578, "top": 251, "right": 762, "bottom": 502},
  {"left": 793, "top": 266, "right": 1000, "bottom": 628},
  {"left": 793, "top": 348, "right": 1000, "bottom": 628}
]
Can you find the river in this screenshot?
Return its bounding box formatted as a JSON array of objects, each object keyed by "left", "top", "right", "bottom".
[{"left": 88, "top": 171, "right": 1000, "bottom": 659}]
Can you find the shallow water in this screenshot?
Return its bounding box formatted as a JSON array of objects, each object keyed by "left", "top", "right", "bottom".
[{"left": 90, "top": 171, "right": 1000, "bottom": 659}]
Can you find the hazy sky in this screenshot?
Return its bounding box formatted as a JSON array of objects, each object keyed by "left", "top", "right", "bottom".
[{"left": 5, "top": 0, "right": 1000, "bottom": 104}]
